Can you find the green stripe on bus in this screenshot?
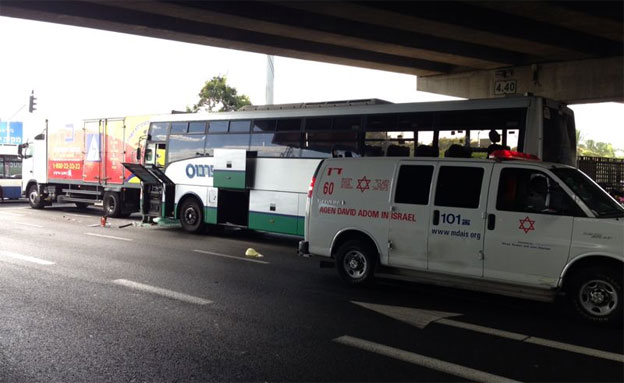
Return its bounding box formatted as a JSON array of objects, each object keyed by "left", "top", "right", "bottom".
[
  {"left": 204, "top": 206, "right": 217, "bottom": 224},
  {"left": 248, "top": 211, "right": 304, "bottom": 236},
  {"left": 214, "top": 170, "right": 246, "bottom": 189}
]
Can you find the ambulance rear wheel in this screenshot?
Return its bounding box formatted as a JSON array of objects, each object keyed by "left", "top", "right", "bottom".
[
  {"left": 180, "top": 198, "right": 205, "bottom": 234},
  {"left": 568, "top": 266, "right": 622, "bottom": 326},
  {"left": 103, "top": 192, "right": 121, "bottom": 217},
  {"left": 336, "top": 240, "right": 377, "bottom": 286}
]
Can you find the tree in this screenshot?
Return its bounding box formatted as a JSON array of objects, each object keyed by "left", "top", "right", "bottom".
[
  {"left": 581, "top": 139, "right": 616, "bottom": 158},
  {"left": 576, "top": 129, "right": 620, "bottom": 158},
  {"left": 187, "top": 75, "right": 251, "bottom": 112}
]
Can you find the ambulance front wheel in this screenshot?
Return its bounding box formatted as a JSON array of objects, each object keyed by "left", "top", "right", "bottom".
[
  {"left": 568, "top": 266, "right": 622, "bottom": 326},
  {"left": 336, "top": 239, "right": 377, "bottom": 286},
  {"left": 179, "top": 198, "right": 205, "bottom": 234}
]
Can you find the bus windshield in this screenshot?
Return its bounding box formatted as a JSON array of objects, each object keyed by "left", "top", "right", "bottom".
[{"left": 552, "top": 167, "right": 624, "bottom": 218}]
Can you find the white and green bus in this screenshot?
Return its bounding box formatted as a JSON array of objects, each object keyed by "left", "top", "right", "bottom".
[{"left": 125, "top": 96, "right": 576, "bottom": 235}]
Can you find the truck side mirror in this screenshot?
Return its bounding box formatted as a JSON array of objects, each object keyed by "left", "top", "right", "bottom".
[
  {"left": 136, "top": 147, "right": 141, "bottom": 162},
  {"left": 17, "top": 143, "right": 31, "bottom": 159},
  {"left": 145, "top": 148, "right": 153, "bottom": 162}
]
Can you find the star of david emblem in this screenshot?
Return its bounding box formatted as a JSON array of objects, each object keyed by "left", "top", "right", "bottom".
[
  {"left": 356, "top": 176, "right": 371, "bottom": 193},
  {"left": 518, "top": 216, "right": 535, "bottom": 234}
]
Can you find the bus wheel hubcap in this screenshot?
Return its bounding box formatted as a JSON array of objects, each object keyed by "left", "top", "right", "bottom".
[
  {"left": 184, "top": 208, "right": 197, "bottom": 225},
  {"left": 580, "top": 279, "right": 618, "bottom": 316}
]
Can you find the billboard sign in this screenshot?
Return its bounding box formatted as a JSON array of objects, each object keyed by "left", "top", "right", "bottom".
[{"left": 0, "top": 121, "right": 23, "bottom": 145}]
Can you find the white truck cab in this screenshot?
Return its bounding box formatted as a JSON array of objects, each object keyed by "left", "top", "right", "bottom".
[{"left": 300, "top": 151, "right": 624, "bottom": 325}]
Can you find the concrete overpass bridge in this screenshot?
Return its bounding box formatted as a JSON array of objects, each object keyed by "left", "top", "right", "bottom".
[{"left": 1, "top": 1, "right": 622, "bottom": 103}]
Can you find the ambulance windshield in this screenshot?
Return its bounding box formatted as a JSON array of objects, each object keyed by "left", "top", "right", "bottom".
[{"left": 552, "top": 168, "right": 624, "bottom": 218}]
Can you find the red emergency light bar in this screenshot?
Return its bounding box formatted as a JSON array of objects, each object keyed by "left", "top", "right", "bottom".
[
  {"left": 307, "top": 176, "right": 316, "bottom": 198},
  {"left": 489, "top": 149, "right": 541, "bottom": 161}
]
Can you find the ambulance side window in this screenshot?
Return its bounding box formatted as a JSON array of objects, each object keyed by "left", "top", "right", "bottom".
[
  {"left": 496, "top": 168, "right": 583, "bottom": 216},
  {"left": 395, "top": 165, "right": 434, "bottom": 205},
  {"left": 435, "top": 166, "right": 484, "bottom": 208}
]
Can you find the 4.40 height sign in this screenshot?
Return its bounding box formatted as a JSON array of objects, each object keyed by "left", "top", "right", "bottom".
[{"left": 494, "top": 80, "right": 517, "bottom": 95}]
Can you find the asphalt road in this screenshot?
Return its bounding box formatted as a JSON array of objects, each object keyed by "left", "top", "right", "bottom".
[{"left": 0, "top": 200, "right": 622, "bottom": 382}]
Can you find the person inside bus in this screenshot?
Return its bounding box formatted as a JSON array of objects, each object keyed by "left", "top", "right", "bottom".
[
  {"left": 415, "top": 144, "right": 439, "bottom": 157},
  {"left": 487, "top": 129, "right": 510, "bottom": 156},
  {"left": 444, "top": 144, "right": 471, "bottom": 158}
]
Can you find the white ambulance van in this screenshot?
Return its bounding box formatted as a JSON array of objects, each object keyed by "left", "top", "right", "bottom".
[{"left": 299, "top": 151, "right": 624, "bottom": 325}]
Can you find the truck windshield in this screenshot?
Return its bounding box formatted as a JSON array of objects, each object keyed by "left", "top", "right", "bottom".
[{"left": 552, "top": 168, "right": 624, "bottom": 218}]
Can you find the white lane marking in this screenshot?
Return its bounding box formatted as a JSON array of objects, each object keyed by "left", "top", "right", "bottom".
[
  {"left": 525, "top": 336, "right": 624, "bottom": 363},
  {"left": 0, "top": 250, "right": 55, "bottom": 265},
  {"left": 85, "top": 232, "right": 133, "bottom": 242},
  {"left": 14, "top": 222, "right": 44, "bottom": 228},
  {"left": 353, "top": 301, "right": 624, "bottom": 363},
  {"left": 0, "top": 207, "right": 30, "bottom": 210},
  {"left": 193, "top": 249, "right": 270, "bottom": 264},
  {"left": 0, "top": 211, "right": 24, "bottom": 217},
  {"left": 436, "top": 318, "right": 624, "bottom": 363},
  {"left": 64, "top": 213, "right": 92, "bottom": 218},
  {"left": 436, "top": 318, "right": 527, "bottom": 341},
  {"left": 113, "top": 279, "right": 212, "bottom": 305},
  {"left": 334, "top": 335, "right": 520, "bottom": 383}
]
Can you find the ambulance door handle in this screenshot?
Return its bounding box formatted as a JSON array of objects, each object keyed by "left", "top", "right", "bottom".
[
  {"left": 432, "top": 210, "right": 440, "bottom": 226},
  {"left": 487, "top": 214, "right": 496, "bottom": 230}
]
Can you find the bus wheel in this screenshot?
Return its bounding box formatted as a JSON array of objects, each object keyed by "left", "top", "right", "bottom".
[
  {"left": 568, "top": 266, "right": 622, "bottom": 326},
  {"left": 335, "top": 239, "right": 377, "bottom": 286},
  {"left": 103, "top": 192, "right": 121, "bottom": 217},
  {"left": 28, "top": 184, "right": 44, "bottom": 209},
  {"left": 180, "top": 198, "right": 205, "bottom": 233}
]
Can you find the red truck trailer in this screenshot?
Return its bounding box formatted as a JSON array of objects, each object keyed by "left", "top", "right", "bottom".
[{"left": 19, "top": 115, "right": 150, "bottom": 217}]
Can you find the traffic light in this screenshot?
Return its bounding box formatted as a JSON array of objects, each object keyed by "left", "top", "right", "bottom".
[{"left": 29, "top": 91, "right": 37, "bottom": 113}]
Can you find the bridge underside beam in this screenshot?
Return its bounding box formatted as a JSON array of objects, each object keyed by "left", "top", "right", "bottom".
[{"left": 417, "top": 57, "right": 624, "bottom": 104}]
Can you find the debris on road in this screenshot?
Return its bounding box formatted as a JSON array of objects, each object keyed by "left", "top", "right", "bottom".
[{"left": 245, "top": 248, "right": 264, "bottom": 258}]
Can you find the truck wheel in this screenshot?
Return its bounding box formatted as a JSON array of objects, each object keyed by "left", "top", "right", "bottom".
[
  {"left": 179, "top": 198, "right": 205, "bottom": 234},
  {"left": 28, "top": 184, "right": 44, "bottom": 209},
  {"left": 335, "top": 239, "right": 377, "bottom": 286},
  {"left": 568, "top": 266, "right": 622, "bottom": 326},
  {"left": 103, "top": 192, "right": 121, "bottom": 217}
]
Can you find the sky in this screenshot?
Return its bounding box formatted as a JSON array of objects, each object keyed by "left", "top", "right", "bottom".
[{"left": 0, "top": 16, "right": 622, "bottom": 151}]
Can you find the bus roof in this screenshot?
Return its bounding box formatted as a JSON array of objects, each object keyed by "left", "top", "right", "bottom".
[{"left": 149, "top": 95, "right": 570, "bottom": 124}]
